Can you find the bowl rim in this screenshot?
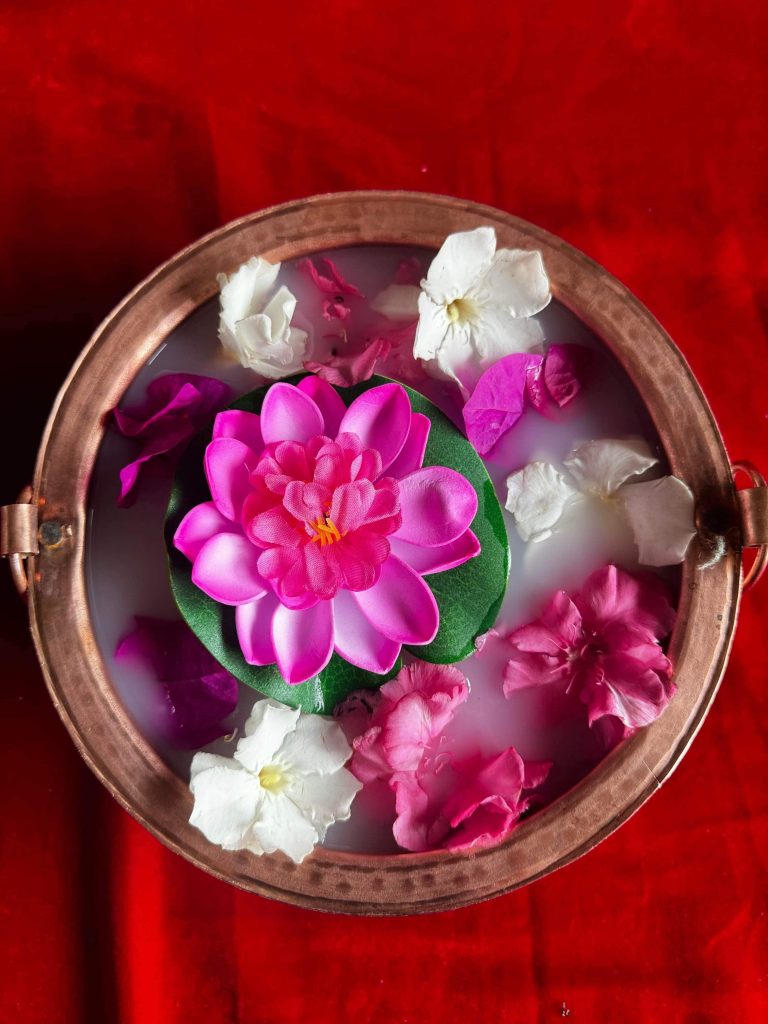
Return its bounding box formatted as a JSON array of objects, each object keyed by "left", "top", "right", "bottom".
[{"left": 27, "top": 190, "right": 742, "bottom": 914}]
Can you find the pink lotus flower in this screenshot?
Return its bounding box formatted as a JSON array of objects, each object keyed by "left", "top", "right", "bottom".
[
  {"left": 503, "top": 564, "right": 676, "bottom": 729},
  {"left": 115, "top": 617, "right": 238, "bottom": 748},
  {"left": 113, "top": 373, "right": 231, "bottom": 506},
  {"left": 174, "top": 379, "right": 481, "bottom": 684},
  {"left": 393, "top": 748, "right": 550, "bottom": 852}
]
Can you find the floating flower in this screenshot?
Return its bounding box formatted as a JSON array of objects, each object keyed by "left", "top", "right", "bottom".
[
  {"left": 113, "top": 373, "right": 231, "bottom": 506},
  {"left": 299, "top": 256, "right": 364, "bottom": 321},
  {"left": 393, "top": 747, "right": 550, "bottom": 852},
  {"left": 505, "top": 438, "right": 696, "bottom": 566},
  {"left": 218, "top": 257, "right": 309, "bottom": 377},
  {"left": 115, "top": 617, "right": 238, "bottom": 748},
  {"left": 174, "top": 379, "right": 481, "bottom": 684},
  {"left": 189, "top": 698, "right": 361, "bottom": 863},
  {"left": 503, "top": 564, "right": 676, "bottom": 729},
  {"left": 413, "top": 226, "right": 551, "bottom": 395},
  {"left": 304, "top": 336, "right": 391, "bottom": 386}
]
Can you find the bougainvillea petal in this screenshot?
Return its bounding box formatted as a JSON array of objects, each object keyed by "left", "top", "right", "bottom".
[
  {"left": 299, "top": 256, "right": 365, "bottom": 298},
  {"left": 462, "top": 353, "right": 543, "bottom": 455}
]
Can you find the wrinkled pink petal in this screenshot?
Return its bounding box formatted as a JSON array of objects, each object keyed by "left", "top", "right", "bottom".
[
  {"left": 574, "top": 564, "right": 676, "bottom": 639},
  {"left": 395, "top": 256, "right": 423, "bottom": 285},
  {"left": 304, "top": 337, "right": 391, "bottom": 387},
  {"left": 580, "top": 653, "right": 676, "bottom": 729},
  {"left": 462, "top": 353, "right": 543, "bottom": 455},
  {"left": 299, "top": 256, "right": 365, "bottom": 298},
  {"left": 542, "top": 344, "right": 588, "bottom": 407},
  {"left": 115, "top": 617, "right": 237, "bottom": 749}
]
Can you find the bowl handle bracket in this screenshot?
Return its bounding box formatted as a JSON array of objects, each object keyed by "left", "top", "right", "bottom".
[{"left": 732, "top": 461, "right": 768, "bottom": 591}]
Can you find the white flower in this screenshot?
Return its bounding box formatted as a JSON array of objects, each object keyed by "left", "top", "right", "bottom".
[
  {"left": 218, "top": 257, "right": 310, "bottom": 378},
  {"left": 505, "top": 438, "right": 696, "bottom": 566},
  {"left": 413, "top": 226, "right": 551, "bottom": 395},
  {"left": 189, "top": 699, "right": 361, "bottom": 864}
]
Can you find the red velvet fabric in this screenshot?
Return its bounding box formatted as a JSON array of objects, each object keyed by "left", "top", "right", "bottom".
[{"left": 1, "top": 3, "right": 767, "bottom": 1020}]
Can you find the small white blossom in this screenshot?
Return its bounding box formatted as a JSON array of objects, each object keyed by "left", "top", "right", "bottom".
[
  {"left": 189, "top": 699, "right": 361, "bottom": 864},
  {"left": 413, "top": 226, "right": 551, "bottom": 395},
  {"left": 218, "top": 257, "right": 309, "bottom": 378},
  {"left": 505, "top": 438, "right": 696, "bottom": 566}
]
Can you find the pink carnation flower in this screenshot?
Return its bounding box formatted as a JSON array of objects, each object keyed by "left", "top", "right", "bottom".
[
  {"left": 174, "top": 379, "right": 480, "bottom": 684},
  {"left": 504, "top": 564, "right": 676, "bottom": 729}
]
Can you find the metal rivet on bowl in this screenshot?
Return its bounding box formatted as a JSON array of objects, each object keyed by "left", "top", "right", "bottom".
[{"left": 38, "top": 520, "right": 69, "bottom": 550}]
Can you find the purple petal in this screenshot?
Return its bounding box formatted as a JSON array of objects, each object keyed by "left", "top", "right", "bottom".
[
  {"left": 204, "top": 438, "right": 254, "bottom": 521},
  {"left": 192, "top": 533, "right": 268, "bottom": 605},
  {"left": 462, "top": 353, "right": 543, "bottom": 456},
  {"left": 390, "top": 529, "right": 480, "bottom": 575},
  {"left": 354, "top": 555, "right": 439, "bottom": 645},
  {"left": 297, "top": 375, "right": 347, "bottom": 437},
  {"left": 339, "top": 382, "right": 411, "bottom": 472},
  {"left": 117, "top": 420, "right": 194, "bottom": 506},
  {"left": 236, "top": 593, "right": 279, "bottom": 665},
  {"left": 393, "top": 467, "right": 478, "bottom": 547},
  {"left": 174, "top": 501, "right": 239, "bottom": 562},
  {"left": 387, "top": 413, "right": 430, "bottom": 478},
  {"left": 332, "top": 589, "right": 402, "bottom": 674},
  {"left": 212, "top": 410, "right": 264, "bottom": 455},
  {"left": 260, "top": 382, "right": 324, "bottom": 445},
  {"left": 271, "top": 600, "right": 335, "bottom": 684}
]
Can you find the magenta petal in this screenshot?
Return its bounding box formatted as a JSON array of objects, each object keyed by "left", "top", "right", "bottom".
[
  {"left": 236, "top": 593, "right": 279, "bottom": 665},
  {"left": 390, "top": 530, "right": 480, "bottom": 575},
  {"left": 260, "top": 383, "right": 324, "bottom": 445},
  {"left": 192, "top": 533, "right": 268, "bottom": 605},
  {"left": 354, "top": 556, "right": 439, "bottom": 645},
  {"left": 299, "top": 256, "right": 365, "bottom": 298},
  {"left": 271, "top": 600, "right": 335, "bottom": 684},
  {"left": 394, "top": 467, "right": 478, "bottom": 547},
  {"left": 387, "top": 413, "right": 430, "bottom": 478},
  {"left": 332, "top": 589, "right": 401, "bottom": 674},
  {"left": 297, "top": 375, "right": 347, "bottom": 436},
  {"left": 212, "top": 410, "right": 263, "bottom": 455},
  {"left": 543, "top": 344, "right": 588, "bottom": 408},
  {"left": 174, "top": 501, "right": 239, "bottom": 561},
  {"left": 575, "top": 564, "right": 675, "bottom": 638},
  {"left": 339, "top": 383, "right": 411, "bottom": 472},
  {"left": 463, "top": 353, "right": 543, "bottom": 455},
  {"left": 204, "top": 438, "right": 254, "bottom": 521}
]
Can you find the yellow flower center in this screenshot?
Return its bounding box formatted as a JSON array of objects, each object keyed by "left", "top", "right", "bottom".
[
  {"left": 445, "top": 295, "right": 477, "bottom": 326},
  {"left": 309, "top": 515, "right": 344, "bottom": 547},
  {"left": 259, "top": 764, "right": 288, "bottom": 793}
]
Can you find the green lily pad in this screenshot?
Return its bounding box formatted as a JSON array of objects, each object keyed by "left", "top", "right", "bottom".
[{"left": 165, "top": 374, "right": 509, "bottom": 713}]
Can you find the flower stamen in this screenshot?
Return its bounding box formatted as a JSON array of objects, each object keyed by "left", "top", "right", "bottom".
[
  {"left": 309, "top": 515, "right": 344, "bottom": 546},
  {"left": 445, "top": 295, "right": 477, "bottom": 326},
  {"left": 258, "top": 763, "right": 288, "bottom": 792}
]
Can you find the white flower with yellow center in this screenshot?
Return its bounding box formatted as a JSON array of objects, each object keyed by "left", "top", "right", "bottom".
[
  {"left": 413, "top": 226, "right": 551, "bottom": 395},
  {"left": 189, "top": 698, "right": 361, "bottom": 864},
  {"left": 218, "top": 257, "right": 309, "bottom": 379},
  {"left": 505, "top": 438, "right": 696, "bottom": 566}
]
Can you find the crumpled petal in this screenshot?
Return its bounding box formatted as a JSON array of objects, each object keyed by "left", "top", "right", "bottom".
[
  {"left": 505, "top": 462, "right": 580, "bottom": 542},
  {"left": 474, "top": 249, "right": 551, "bottom": 319},
  {"left": 580, "top": 654, "right": 676, "bottom": 729},
  {"left": 371, "top": 283, "right": 420, "bottom": 321},
  {"left": 285, "top": 770, "right": 361, "bottom": 840},
  {"left": 298, "top": 256, "right": 365, "bottom": 298},
  {"left": 189, "top": 754, "right": 263, "bottom": 849},
  {"left": 277, "top": 714, "right": 353, "bottom": 775},
  {"left": 463, "top": 352, "right": 543, "bottom": 454},
  {"left": 235, "top": 698, "right": 302, "bottom": 772},
  {"left": 563, "top": 438, "right": 658, "bottom": 496},
  {"left": 620, "top": 475, "right": 696, "bottom": 566},
  {"left": 422, "top": 226, "right": 496, "bottom": 303},
  {"left": 304, "top": 337, "right": 391, "bottom": 387},
  {"left": 249, "top": 790, "right": 320, "bottom": 862}
]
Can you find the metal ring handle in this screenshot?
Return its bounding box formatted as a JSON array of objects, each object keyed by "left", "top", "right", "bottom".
[{"left": 732, "top": 461, "right": 768, "bottom": 591}]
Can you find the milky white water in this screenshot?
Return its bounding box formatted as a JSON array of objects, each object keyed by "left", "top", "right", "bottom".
[{"left": 86, "top": 244, "right": 675, "bottom": 854}]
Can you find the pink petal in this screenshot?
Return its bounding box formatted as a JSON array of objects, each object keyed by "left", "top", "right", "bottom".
[
  {"left": 332, "top": 589, "right": 402, "bottom": 674},
  {"left": 297, "top": 375, "right": 347, "bottom": 437},
  {"left": 260, "top": 382, "right": 324, "bottom": 445},
  {"left": 390, "top": 530, "right": 480, "bottom": 575},
  {"left": 387, "top": 413, "right": 430, "bottom": 478},
  {"left": 204, "top": 438, "right": 254, "bottom": 521},
  {"left": 212, "top": 410, "right": 263, "bottom": 455},
  {"left": 174, "top": 501, "right": 239, "bottom": 561},
  {"left": 192, "top": 533, "right": 268, "bottom": 605},
  {"left": 299, "top": 256, "right": 365, "bottom": 298},
  {"left": 354, "top": 555, "right": 439, "bottom": 645},
  {"left": 236, "top": 593, "right": 279, "bottom": 665},
  {"left": 283, "top": 481, "right": 331, "bottom": 523},
  {"left": 329, "top": 480, "right": 376, "bottom": 534},
  {"left": 391, "top": 774, "right": 434, "bottom": 852},
  {"left": 463, "top": 353, "right": 543, "bottom": 455},
  {"left": 339, "top": 383, "right": 411, "bottom": 472},
  {"left": 580, "top": 653, "right": 676, "bottom": 729},
  {"left": 247, "top": 506, "right": 304, "bottom": 548},
  {"left": 543, "top": 344, "right": 589, "bottom": 408},
  {"left": 394, "top": 467, "right": 478, "bottom": 547},
  {"left": 271, "top": 600, "right": 335, "bottom": 684},
  {"left": 509, "top": 590, "right": 583, "bottom": 654},
  {"left": 574, "top": 564, "right": 675, "bottom": 639},
  {"left": 304, "top": 337, "right": 392, "bottom": 388}
]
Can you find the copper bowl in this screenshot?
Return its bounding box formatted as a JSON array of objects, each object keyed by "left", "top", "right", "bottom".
[{"left": 3, "top": 191, "right": 766, "bottom": 915}]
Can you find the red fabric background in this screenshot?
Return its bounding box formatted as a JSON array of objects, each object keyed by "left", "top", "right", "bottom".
[{"left": 1, "top": 3, "right": 767, "bottom": 1021}]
